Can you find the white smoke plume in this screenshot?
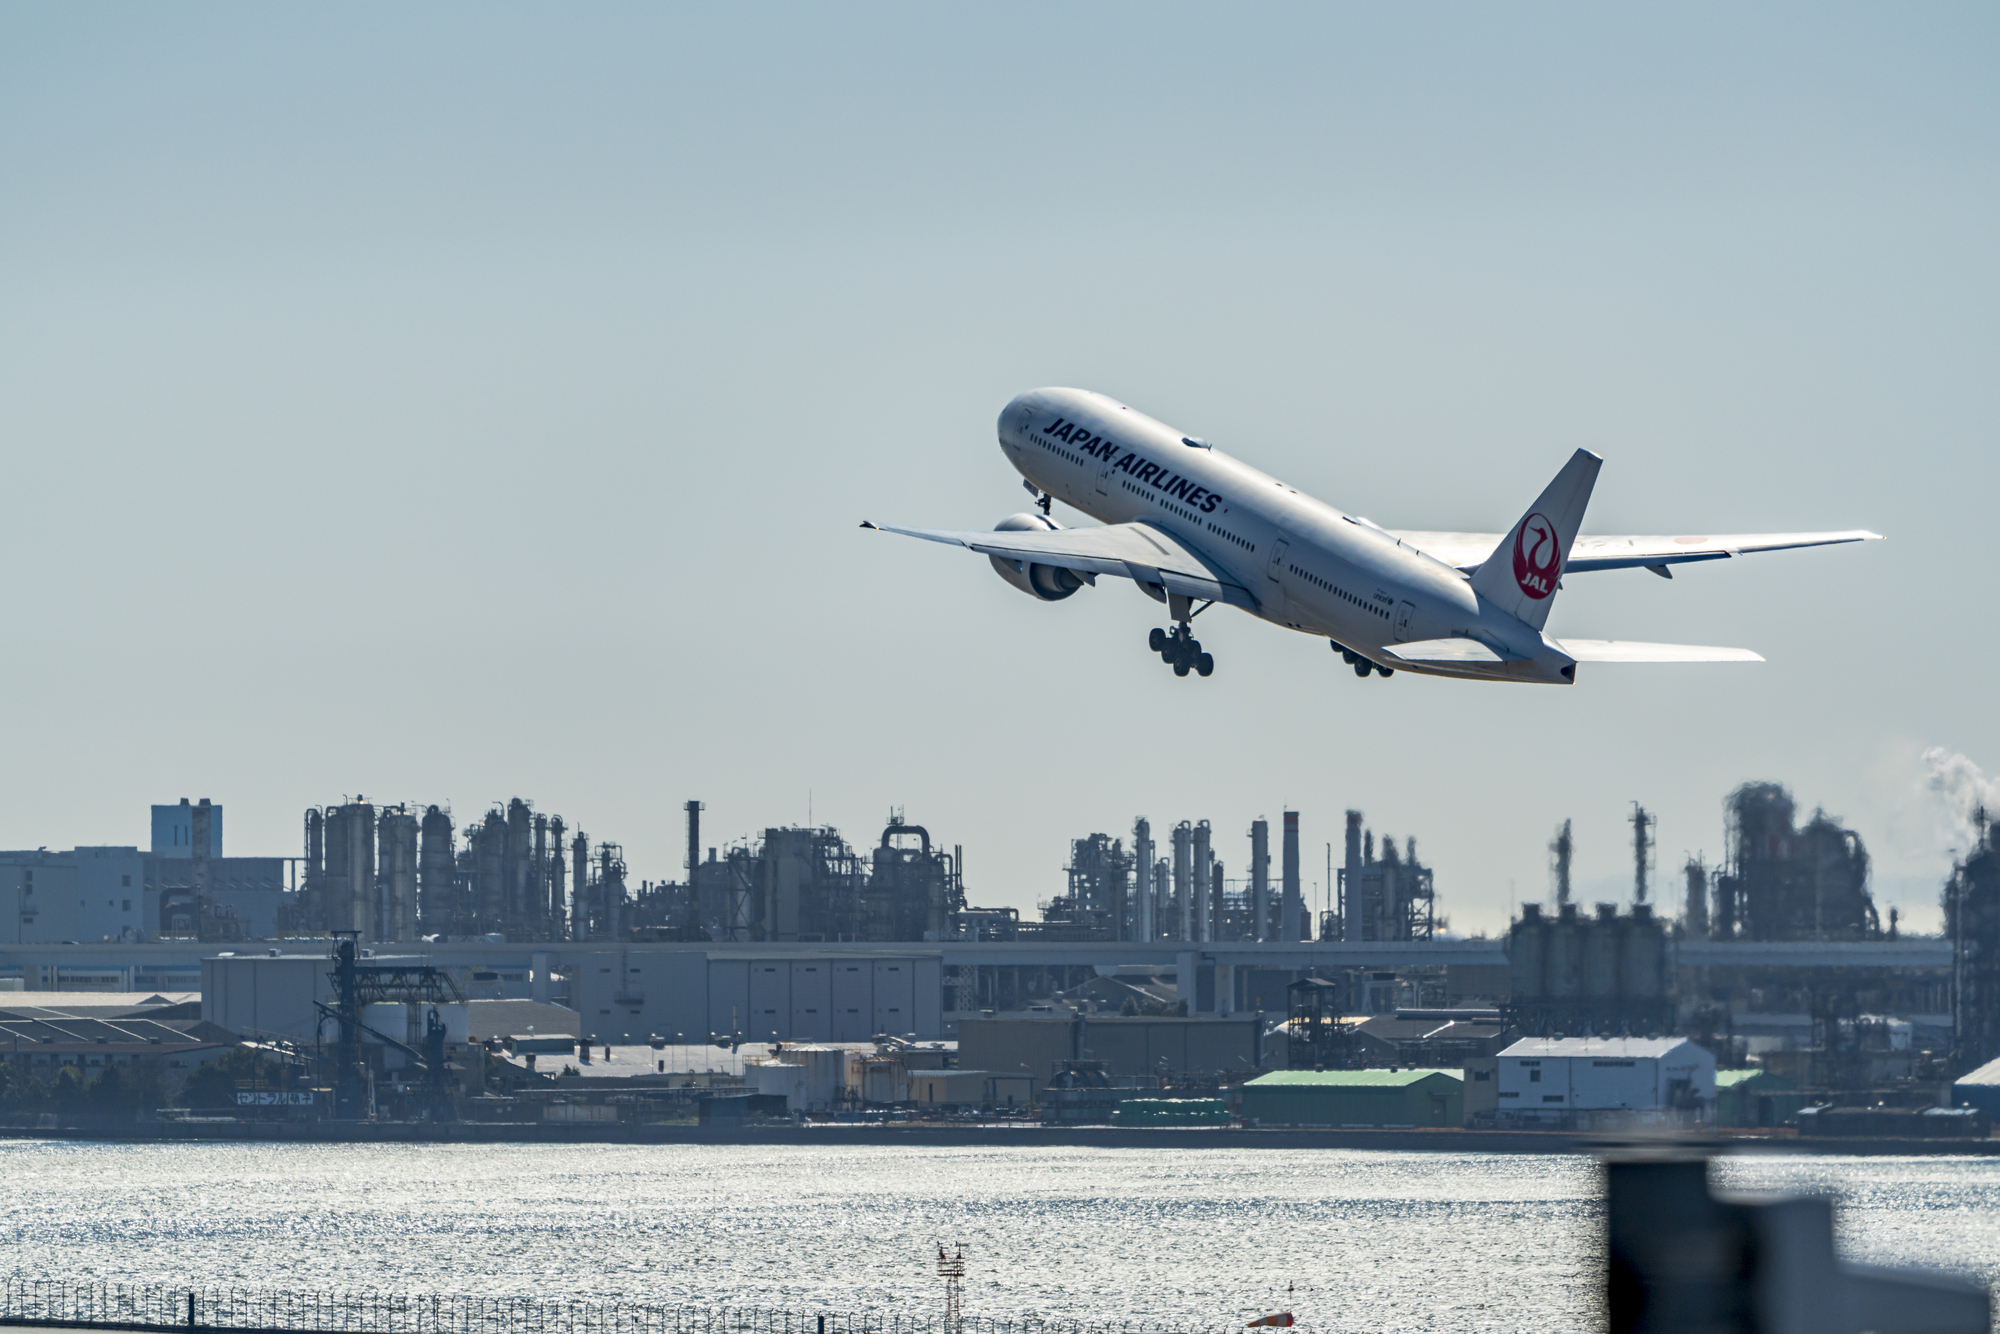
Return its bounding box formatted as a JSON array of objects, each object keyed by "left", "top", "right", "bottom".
[{"left": 1921, "top": 746, "right": 2000, "bottom": 856}]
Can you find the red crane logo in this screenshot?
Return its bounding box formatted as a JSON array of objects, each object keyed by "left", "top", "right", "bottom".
[{"left": 1511, "top": 512, "right": 1561, "bottom": 600}]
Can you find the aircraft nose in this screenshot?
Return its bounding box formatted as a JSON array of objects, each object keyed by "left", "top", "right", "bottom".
[{"left": 997, "top": 392, "right": 1042, "bottom": 444}]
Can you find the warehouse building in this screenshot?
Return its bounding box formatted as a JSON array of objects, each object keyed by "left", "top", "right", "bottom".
[
  {"left": 1240, "top": 1068, "right": 1463, "bottom": 1128},
  {"left": 1495, "top": 1036, "right": 1714, "bottom": 1127},
  {"left": 956, "top": 1012, "right": 1265, "bottom": 1080}
]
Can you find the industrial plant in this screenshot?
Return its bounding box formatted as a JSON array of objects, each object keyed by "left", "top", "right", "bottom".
[{"left": 4, "top": 777, "right": 2000, "bottom": 1138}]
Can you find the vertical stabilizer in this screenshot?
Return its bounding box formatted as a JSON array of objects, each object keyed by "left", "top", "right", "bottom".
[{"left": 1469, "top": 448, "right": 1602, "bottom": 630}]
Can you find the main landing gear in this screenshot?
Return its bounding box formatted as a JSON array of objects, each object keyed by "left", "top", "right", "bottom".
[
  {"left": 1330, "top": 640, "right": 1394, "bottom": 679},
  {"left": 1150, "top": 624, "right": 1214, "bottom": 678}
]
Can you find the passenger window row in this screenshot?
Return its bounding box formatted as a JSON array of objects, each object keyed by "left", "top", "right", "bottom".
[{"left": 1291, "top": 565, "right": 1390, "bottom": 618}]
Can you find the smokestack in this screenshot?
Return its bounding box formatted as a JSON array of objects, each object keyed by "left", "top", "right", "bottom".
[
  {"left": 1281, "top": 811, "right": 1301, "bottom": 943},
  {"left": 1342, "top": 811, "right": 1363, "bottom": 942},
  {"left": 1249, "top": 819, "right": 1270, "bottom": 942},
  {"left": 685, "top": 801, "right": 705, "bottom": 936}
]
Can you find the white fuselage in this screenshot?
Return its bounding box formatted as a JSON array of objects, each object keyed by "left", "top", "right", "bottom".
[{"left": 998, "top": 387, "right": 1566, "bottom": 680}]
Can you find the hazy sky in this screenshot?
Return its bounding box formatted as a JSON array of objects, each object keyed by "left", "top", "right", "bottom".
[{"left": 4, "top": 5, "right": 1996, "bottom": 937}]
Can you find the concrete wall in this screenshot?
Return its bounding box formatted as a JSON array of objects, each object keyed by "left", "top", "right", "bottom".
[
  {"left": 202, "top": 955, "right": 331, "bottom": 1040},
  {"left": 958, "top": 1015, "right": 1263, "bottom": 1078},
  {"left": 206, "top": 948, "right": 947, "bottom": 1045}
]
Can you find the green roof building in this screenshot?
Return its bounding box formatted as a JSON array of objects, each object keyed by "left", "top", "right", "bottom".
[
  {"left": 1713, "top": 1068, "right": 1803, "bottom": 1129},
  {"left": 1241, "top": 1068, "right": 1464, "bottom": 1128}
]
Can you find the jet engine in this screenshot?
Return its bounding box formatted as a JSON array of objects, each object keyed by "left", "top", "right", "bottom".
[{"left": 988, "top": 513, "right": 1088, "bottom": 602}]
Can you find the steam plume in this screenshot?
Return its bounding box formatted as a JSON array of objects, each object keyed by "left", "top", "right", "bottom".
[{"left": 1921, "top": 746, "right": 2000, "bottom": 855}]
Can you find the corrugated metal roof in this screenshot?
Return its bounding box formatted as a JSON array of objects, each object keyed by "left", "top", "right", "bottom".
[
  {"left": 1955, "top": 1055, "right": 2000, "bottom": 1087},
  {"left": 1499, "top": 1037, "right": 1699, "bottom": 1059},
  {"left": 1244, "top": 1068, "right": 1462, "bottom": 1087}
]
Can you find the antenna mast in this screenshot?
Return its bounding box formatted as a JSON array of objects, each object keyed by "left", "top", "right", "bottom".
[{"left": 937, "top": 1244, "right": 966, "bottom": 1334}]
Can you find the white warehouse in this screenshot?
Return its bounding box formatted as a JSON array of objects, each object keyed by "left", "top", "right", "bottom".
[{"left": 1495, "top": 1036, "right": 1716, "bottom": 1126}]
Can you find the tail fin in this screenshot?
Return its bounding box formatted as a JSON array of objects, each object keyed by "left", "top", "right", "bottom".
[{"left": 1468, "top": 449, "right": 1602, "bottom": 630}]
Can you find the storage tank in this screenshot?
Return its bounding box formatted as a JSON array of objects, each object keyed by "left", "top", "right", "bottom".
[
  {"left": 1584, "top": 904, "right": 1622, "bottom": 998},
  {"left": 1621, "top": 904, "right": 1666, "bottom": 998},
  {"left": 747, "top": 1060, "right": 807, "bottom": 1109},
  {"left": 862, "top": 1057, "right": 908, "bottom": 1105},
  {"left": 781, "top": 1044, "right": 852, "bottom": 1110},
  {"left": 1509, "top": 903, "right": 1548, "bottom": 999},
  {"left": 1548, "top": 902, "right": 1583, "bottom": 999}
]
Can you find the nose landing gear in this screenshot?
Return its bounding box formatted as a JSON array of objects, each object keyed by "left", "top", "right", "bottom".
[{"left": 1151, "top": 623, "right": 1214, "bottom": 678}]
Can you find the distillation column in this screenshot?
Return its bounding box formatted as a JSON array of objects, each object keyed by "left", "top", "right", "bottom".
[
  {"left": 1193, "top": 820, "right": 1213, "bottom": 942},
  {"left": 1172, "top": 822, "right": 1192, "bottom": 942},
  {"left": 418, "top": 806, "right": 454, "bottom": 936},
  {"left": 549, "top": 816, "right": 567, "bottom": 939},
  {"left": 1133, "top": 818, "right": 1153, "bottom": 941},
  {"left": 571, "top": 831, "right": 590, "bottom": 939},
  {"left": 379, "top": 807, "right": 418, "bottom": 941}
]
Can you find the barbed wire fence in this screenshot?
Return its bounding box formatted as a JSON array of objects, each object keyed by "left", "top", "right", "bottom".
[{"left": 0, "top": 1279, "right": 1199, "bottom": 1334}]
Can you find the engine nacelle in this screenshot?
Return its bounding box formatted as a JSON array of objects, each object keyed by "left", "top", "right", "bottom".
[{"left": 988, "top": 512, "right": 1088, "bottom": 602}]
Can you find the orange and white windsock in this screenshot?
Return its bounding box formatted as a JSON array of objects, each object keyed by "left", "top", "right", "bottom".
[{"left": 1247, "top": 1314, "right": 1294, "bottom": 1328}]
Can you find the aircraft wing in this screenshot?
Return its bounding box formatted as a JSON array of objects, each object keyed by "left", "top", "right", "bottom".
[
  {"left": 862, "top": 519, "right": 1259, "bottom": 610},
  {"left": 1382, "top": 637, "right": 1761, "bottom": 668},
  {"left": 1390, "top": 529, "right": 1882, "bottom": 575},
  {"left": 1555, "top": 639, "right": 1763, "bottom": 662}
]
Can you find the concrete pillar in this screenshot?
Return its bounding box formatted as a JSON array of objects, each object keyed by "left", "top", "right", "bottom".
[
  {"left": 531, "top": 951, "right": 551, "bottom": 1003},
  {"left": 1215, "top": 961, "right": 1235, "bottom": 1016},
  {"left": 1175, "top": 951, "right": 1196, "bottom": 1012}
]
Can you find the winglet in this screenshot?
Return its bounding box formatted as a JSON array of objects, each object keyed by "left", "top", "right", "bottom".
[
  {"left": 1469, "top": 449, "right": 1602, "bottom": 631},
  {"left": 859, "top": 520, "right": 879, "bottom": 530}
]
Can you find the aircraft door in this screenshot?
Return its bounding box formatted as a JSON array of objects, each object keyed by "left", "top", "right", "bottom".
[
  {"left": 1266, "top": 539, "right": 1289, "bottom": 581},
  {"left": 1095, "top": 458, "right": 1111, "bottom": 495},
  {"left": 1394, "top": 600, "right": 1416, "bottom": 641}
]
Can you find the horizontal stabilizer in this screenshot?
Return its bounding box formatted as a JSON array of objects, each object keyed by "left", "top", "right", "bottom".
[
  {"left": 1394, "top": 529, "right": 1882, "bottom": 575},
  {"left": 1555, "top": 639, "right": 1763, "bottom": 663},
  {"left": 1381, "top": 638, "right": 1524, "bottom": 664}
]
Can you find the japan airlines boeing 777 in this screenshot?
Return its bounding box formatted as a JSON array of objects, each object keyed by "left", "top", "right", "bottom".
[{"left": 863, "top": 388, "right": 1880, "bottom": 684}]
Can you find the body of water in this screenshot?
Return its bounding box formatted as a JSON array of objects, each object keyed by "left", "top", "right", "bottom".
[{"left": 3, "top": 1142, "right": 1996, "bottom": 1333}]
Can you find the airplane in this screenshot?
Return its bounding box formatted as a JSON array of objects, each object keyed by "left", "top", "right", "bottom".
[{"left": 862, "top": 388, "right": 1881, "bottom": 684}]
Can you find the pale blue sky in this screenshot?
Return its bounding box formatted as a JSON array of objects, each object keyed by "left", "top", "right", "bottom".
[{"left": 3, "top": 5, "right": 1996, "bottom": 934}]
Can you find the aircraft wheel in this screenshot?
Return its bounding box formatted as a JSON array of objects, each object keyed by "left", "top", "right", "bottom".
[
  {"left": 1148, "top": 627, "right": 1167, "bottom": 652},
  {"left": 1340, "top": 649, "right": 1356, "bottom": 664},
  {"left": 1196, "top": 653, "right": 1214, "bottom": 677},
  {"left": 1173, "top": 658, "right": 1192, "bottom": 678},
  {"left": 1352, "top": 659, "right": 1371, "bottom": 678},
  {"left": 1376, "top": 665, "right": 1395, "bottom": 678}
]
